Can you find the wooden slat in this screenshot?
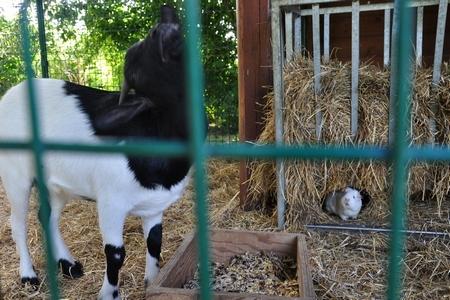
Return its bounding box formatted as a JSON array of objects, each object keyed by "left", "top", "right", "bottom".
[
  {"left": 272, "top": 1, "right": 287, "bottom": 229},
  {"left": 296, "top": 236, "right": 315, "bottom": 298},
  {"left": 285, "top": 12, "right": 294, "bottom": 62},
  {"left": 238, "top": 0, "right": 272, "bottom": 207},
  {"left": 209, "top": 229, "right": 297, "bottom": 263},
  {"left": 312, "top": 4, "right": 322, "bottom": 141},
  {"left": 416, "top": 6, "right": 424, "bottom": 67},
  {"left": 151, "top": 233, "right": 197, "bottom": 288},
  {"left": 384, "top": 9, "right": 391, "bottom": 66},
  {"left": 351, "top": 1, "right": 360, "bottom": 138},
  {"left": 147, "top": 287, "right": 316, "bottom": 300},
  {"left": 294, "top": 15, "right": 302, "bottom": 54},
  {"left": 432, "top": 0, "right": 448, "bottom": 85},
  {"left": 388, "top": 6, "right": 399, "bottom": 143},
  {"left": 324, "top": 13, "right": 330, "bottom": 63}
]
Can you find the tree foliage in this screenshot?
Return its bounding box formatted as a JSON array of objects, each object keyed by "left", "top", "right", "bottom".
[{"left": 45, "top": 0, "right": 238, "bottom": 133}]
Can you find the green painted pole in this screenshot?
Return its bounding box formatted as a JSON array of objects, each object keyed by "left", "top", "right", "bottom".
[
  {"left": 19, "top": 2, "right": 59, "bottom": 299},
  {"left": 36, "top": 0, "right": 49, "bottom": 78},
  {"left": 386, "top": 1, "right": 413, "bottom": 299},
  {"left": 183, "top": 1, "right": 211, "bottom": 299}
]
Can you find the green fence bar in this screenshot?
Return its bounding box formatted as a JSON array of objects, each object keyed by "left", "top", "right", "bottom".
[
  {"left": 36, "top": 0, "right": 49, "bottom": 78},
  {"left": 387, "top": 1, "right": 413, "bottom": 299},
  {"left": 19, "top": 2, "right": 59, "bottom": 299},
  {"left": 183, "top": 1, "right": 211, "bottom": 299}
]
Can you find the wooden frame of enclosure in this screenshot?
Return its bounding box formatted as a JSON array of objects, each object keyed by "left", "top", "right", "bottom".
[{"left": 146, "top": 229, "right": 316, "bottom": 299}]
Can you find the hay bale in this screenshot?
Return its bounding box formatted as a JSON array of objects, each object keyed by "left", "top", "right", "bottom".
[{"left": 248, "top": 56, "right": 450, "bottom": 227}]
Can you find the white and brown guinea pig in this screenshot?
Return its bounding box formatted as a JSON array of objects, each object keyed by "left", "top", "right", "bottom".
[{"left": 324, "top": 187, "right": 363, "bottom": 220}]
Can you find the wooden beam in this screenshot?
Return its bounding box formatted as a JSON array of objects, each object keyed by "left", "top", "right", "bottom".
[{"left": 238, "top": 0, "right": 272, "bottom": 207}]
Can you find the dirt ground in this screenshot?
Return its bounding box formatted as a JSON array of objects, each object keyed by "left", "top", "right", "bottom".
[{"left": 0, "top": 160, "right": 449, "bottom": 299}]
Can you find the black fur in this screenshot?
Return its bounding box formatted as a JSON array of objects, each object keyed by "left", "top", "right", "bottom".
[
  {"left": 64, "top": 82, "right": 192, "bottom": 190},
  {"left": 104, "top": 244, "right": 125, "bottom": 286},
  {"left": 58, "top": 259, "right": 84, "bottom": 278},
  {"left": 112, "top": 290, "right": 119, "bottom": 298},
  {"left": 147, "top": 223, "right": 162, "bottom": 260},
  {"left": 21, "top": 276, "right": 40, "bottom": 286}
]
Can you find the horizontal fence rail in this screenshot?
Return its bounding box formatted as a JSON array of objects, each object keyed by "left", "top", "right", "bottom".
[{"left": 0, "top": 0, "right": 446, "bottom": 299}]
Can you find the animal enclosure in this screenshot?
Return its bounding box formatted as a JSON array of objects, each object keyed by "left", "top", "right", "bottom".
[{"left": 0, "top": 0, "right": 449, "bottom": 299}]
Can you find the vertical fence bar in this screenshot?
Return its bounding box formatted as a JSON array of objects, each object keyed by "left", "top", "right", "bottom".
[
  {"left": 432, "top": 0, "right": 448, "bottom": 85},
  {"left": 387, "top": 1, "right": 413, "bottom": 299},
  {"left": 272, "top": 3, "right": 286, "bottom": 229},
  {"left": 416, "top": 6, "right": 424, "bottom": 67},
  {"left": 285, "top": 11, "right": 294, "bottom": 62},
  {"left": 384, "top": 9, "right": 391, "bottom": 67},
  {"left": 19, "top": 3, "right": 59, "bottom": 299},
  {"left": 312, "top": 4, "right": 322, "bottom": 140},
  {"left": 323, "top": 13, "right": 330, "bottom": 63},
  {"left": 351, "top": 1, "right": 360, "bottom": 138},
  {"left": 430, "top": 0, "right": 448, "bottom": 144},
  {"left": 184, "top": 1, "right": 210, "bottom": 299},
  {"left": 389, "top": 7, "right": 399, "bottom": 143},
  {"left": 294, "top": 14, "right": 302, "bottom": 54},
  {"left": 36, "top": 0, "right": 49, "bottom": 78}
]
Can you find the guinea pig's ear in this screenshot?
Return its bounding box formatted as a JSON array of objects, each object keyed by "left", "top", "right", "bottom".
[{"left": 160, "top": 5, "right": 179, "bottom": 24}]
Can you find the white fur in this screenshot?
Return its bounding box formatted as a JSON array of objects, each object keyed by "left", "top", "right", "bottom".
[
  {"left": 0, "top": 79, "right": 189, "bottom": 298},
  {"left": 325, "top": 187, "right": 362, "bottom": 220}
]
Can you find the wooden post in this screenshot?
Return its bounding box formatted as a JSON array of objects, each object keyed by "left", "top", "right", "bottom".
[{"left": 237, "top": 0, "right": 272, "bottom": 207}]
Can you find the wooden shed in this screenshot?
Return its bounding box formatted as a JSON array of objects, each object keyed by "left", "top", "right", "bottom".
[{"left": 237, "top": 0, "right": 450, "bottom": 205}]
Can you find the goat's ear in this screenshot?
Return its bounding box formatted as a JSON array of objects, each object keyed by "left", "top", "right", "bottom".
[
  {"left": 94, "top": 98, "right": 153, "bottom": 131},
  {"left": 118, "top": 80, "right": 129, "bottom": 105},
  {"left": 160, "top": 5, "right": 178, "bottom": 24}
]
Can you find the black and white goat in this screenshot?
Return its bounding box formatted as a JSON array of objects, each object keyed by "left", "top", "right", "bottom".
[{"left": 0, "top": 5, "right": 197, "bottom": 299}]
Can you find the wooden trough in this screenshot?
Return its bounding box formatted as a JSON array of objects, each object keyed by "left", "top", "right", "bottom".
[{"left": 147, "top": 229, "right": 316, "bottom": 299}]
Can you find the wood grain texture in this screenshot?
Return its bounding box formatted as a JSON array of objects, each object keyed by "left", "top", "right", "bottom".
[
  {"left": 238, "top": 0, "right": 272, "bottom": 207},
  {"left": 147, "top": 287, "right": 317, "bottom": 300},
  {"left": 296, "top": 236, "right": 315, "bottom": 298},
  {"left": 147, "top": 229, "right": 316, "bottom": 299},
  {"left": 151, "top": 233, "right": 197, "bottom": 288}
]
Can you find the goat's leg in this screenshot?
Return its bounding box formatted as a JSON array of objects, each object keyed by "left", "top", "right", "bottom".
[
  {"left": 48, "top": 190, "right": 83, "bottom": 278},
  {"left": 141, "top": 213, "right": 163, "bottom": 286},
  {"left": 2, "top": 177, "right": 38, "bottom": 285},
  {"left": 97, "top": 202, "right": 128, "bottom": 300}
]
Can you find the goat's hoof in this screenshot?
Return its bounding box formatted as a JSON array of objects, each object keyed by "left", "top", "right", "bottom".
[
  {"left": 59, "top": 259, "right": 84, "bottom": 278},
  {"left": 21, "top": 276, "right": 40, "bottom": 287}
]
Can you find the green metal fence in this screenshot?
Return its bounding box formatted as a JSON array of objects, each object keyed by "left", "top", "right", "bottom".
[{"left": 2, "top": 0, "right": 447, "bottom": 299}]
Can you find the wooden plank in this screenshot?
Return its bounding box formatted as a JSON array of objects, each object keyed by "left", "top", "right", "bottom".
[
  {"left": 238, "top": 0, "right": 272, "bottom": 208},
  {"left": 210, "top": 229, "right": 297, "bottom": 263},
  {"left": 294, "top": 15, "right": 302, "bottom": 54},
  {"left": 351, "top": 1, "right": 360, "bottom": 137},
  {"left": 147, "top": 287, "right": 316, "bottom": 300},
  {"left": 286, "top": 12, "right": 294, "bottom": 62},
  {"left": 416, "top": 6, "right": 424, "bottom": 67},
  {"left": 152, "top": 233, "right": 197, "bottom": 288},
  {"left": 296, "top": 236, "right": 315, "bottom": 298},
  {"left": 323, "top": 13, "right": 330, "bottom": 63},
  {"left": 432, "top": 0, "right": 448, "bottom": 85},
  {"left": 272, "top": 1, "right": 287, "bottom": 229},
  {"left": 384, "top": 9, "right": 391, "bottom": 66},
  {"left": 312, "top": 4, "right": 322, "bottom": 141}
]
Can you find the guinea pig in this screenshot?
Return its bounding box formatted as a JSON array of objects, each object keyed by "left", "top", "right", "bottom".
[{"left": 324, "top": 187, "right": 363, "bottom": 220}]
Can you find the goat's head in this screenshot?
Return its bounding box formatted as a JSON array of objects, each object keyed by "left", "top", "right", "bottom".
[{"left": 119, "top": 5, "right": 183, "bottom": 105}]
